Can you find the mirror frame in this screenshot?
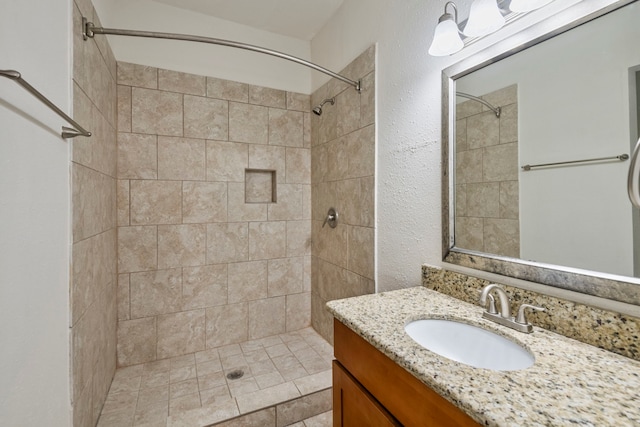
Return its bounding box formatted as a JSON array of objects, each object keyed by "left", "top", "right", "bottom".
[{"left": 442, "top": 0, "right": 640, "bottom": 306}]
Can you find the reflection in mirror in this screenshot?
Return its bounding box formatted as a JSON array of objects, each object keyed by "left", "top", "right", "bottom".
[{"left": 443, "top": 0, "right": 640, "bottom": 304}]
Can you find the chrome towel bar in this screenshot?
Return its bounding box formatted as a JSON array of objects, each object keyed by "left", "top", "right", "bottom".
[
  {"left": 521, "top": 153, "right": 629, "bottom": 171},
  {"left": 0, "top": 69, "right": 91, "bottom": 139}
]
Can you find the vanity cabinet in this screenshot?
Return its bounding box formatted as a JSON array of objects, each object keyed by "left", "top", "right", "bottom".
[{"left": 333, "top": 319, "right": 479, "bottom": 427}]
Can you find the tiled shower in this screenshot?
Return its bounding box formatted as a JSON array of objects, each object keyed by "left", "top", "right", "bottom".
[{"left": 70, "top": 0, "right": 376, "bottom": 424}]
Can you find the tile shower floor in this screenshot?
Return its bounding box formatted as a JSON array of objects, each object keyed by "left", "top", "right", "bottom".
[{"left": 97, "top": 327, "right": 333, "bottom": 427}]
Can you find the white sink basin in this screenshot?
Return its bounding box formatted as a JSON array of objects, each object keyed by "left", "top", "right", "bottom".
[{"left": 405, "top": 319, "right": 534, "bottom": 371}]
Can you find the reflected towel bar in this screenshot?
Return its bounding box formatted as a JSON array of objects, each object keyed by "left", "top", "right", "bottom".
[
  {"left": 0, "top": 69, "right": 91, "bottom": 139},
  {"left": 522, "top": 154, "right": 629, "bottom": 171}
]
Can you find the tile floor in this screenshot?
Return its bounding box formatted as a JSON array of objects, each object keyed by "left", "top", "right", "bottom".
[{"left": 97, "top": 327, "right": 333, "bottom": 427}]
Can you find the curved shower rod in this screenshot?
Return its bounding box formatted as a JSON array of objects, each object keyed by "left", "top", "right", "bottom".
[
  {"left": 456, "top": 92, "right": 501, "bottom": 118},
  {"left": 82, "top": 18, "right": 361, "bottom": 92}
]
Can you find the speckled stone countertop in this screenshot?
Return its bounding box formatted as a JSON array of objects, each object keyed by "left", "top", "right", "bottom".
[{"left": 326, "top": 287, "right": 640, "bottom": 427}]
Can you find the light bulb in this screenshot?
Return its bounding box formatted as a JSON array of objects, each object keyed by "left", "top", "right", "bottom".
[
  {"left": 509, "top": 0, "right": 554, "bottom": 13},
  {"left": 463, "top": 0, "right": 505, "bottom": 37},
  {"left": 428, "top": 17, "right": 464, "bottom": 56}
]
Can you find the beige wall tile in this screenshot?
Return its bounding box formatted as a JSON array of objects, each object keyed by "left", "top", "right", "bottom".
[
  {"left": 130, "top": 180, "right": 182, "bottom": 225},
  {"left": 310, "top": 145, "right": 327, "bottom": 184},
  {"left": 269, "top": 109, "right": 303, "bottom": 147},
  {"left": 72, "top": 164, "right": 116, "bottom": 242},
  {"left": 337, "top": 177, "right": 374, "bottom": 228},
  {"left": 311, "top": 221, "right": 348, "bottom": 269},
  {"left": 466, "top": 182, "right": 500, "bottom": 218},
  {"left": 484, "top": 218, "right": 520, "bottom": 258},
  {"left": 336, "top": 86, "right": 361, "bottom": 138},
  {"left": 117, "top": 317, "right": 156, "bottom": 366},
  {"left": 286, "top": 92, "right": 310, "bottom": 112},
  {"left": 249, "top": 222, "right": 286, "bottom": 260},
  {"left": 456, "top": 99, "right": 482, "bottom": 119},
  {"left": 483, "top": 142, "right": 518, "bottom": 182},
  {"left": 158, "top": 224, "right": 206, "bottom": 269},
  {"left": 455, "top": 216, "right": 484, "bottom": 251},
  {"left": 117, "top": 180, "right": 130, "bottom": 226},
  {"left": 326, "top": 137, "right": 348, "bottom": 181},
  {"left": 207, "top": 77, "right": 248, "bottom": 102},
  {"left": 455, "top": 148, "right": 482, "bottom": 184},
  {"left": 285, "top": 293, "right": 311, "bottom": 332},
  {"left": 183, "top": 181, "right": 228, "bottom": 224},
  {"left": 132, "top": 87, "right": 183, "bottom": 136},
  {"left": 246, "top": 170, "right": 276, "bottom": 203},
  {"left": 206, "top": 303, "right": 249, "bottom": 348},
  {"left": 117, "top": 62, "right": 157, "bottom": 88},
  {"left": 467, "top": 111, "right": 499, "bottom": 149},
  {"left": 248, "top": 297, "right": 285, "bottom": 339},
  {"left": 303, "top": 256, "right": 311, "bottom": 293},
  {"left": 248, "top": 145, "right": 286, "bottom": 181},
  {"left": 500, "top": 103, "right": 518, "bottom": 144},
  {"left": 206, "top": 140, "right": 248, "bottom": 182},
  {"left": 268, "top": 184, "right": 302, "bottom": 221},
  {"left": 207, "top": 222, "right": 249, "bottom": 264},
  {"left": 184, "top": 95, "right": 229, "bottom": 140},
  {"left": 268, "top": 257, "right": 303, "bottom": 297},
  {"left": 346, "top": 124, "right": 375, "bottom": 178},
  {"left": 71, "top": 229, "right": 116, "bottom": 324},
  {"left": 285, "top": 148, "right": 310, "bottom": 184},
  {"left": 117, "top": 133, "right": 157, "bottom": 179},
  {"left": 303, "top": 112, "right": 311, "bottom": 148},
  {"left": 500, "top": 181, "right": 519, "bottom": 220},
  {"left": 286, "top": 221, "right": 311, "bottom": 257},
  {"left": 348, "top": 226, "right": 374, "bottom": 280},
  {"left": 456, "top": 118, "right": 468, "bottom": 152},
  {"left": 317, "top": 98, "right": 337, "bottom": 145},
  {"left": 228, "top": 182, "right": 268, "bottom": 222},
  {"left": 310, "top": 292, "right": 332, "bottom": 345},
  {"left": 302, "top": 185, "right": 311, "bottom": 221},
  {"left": 483, "top": 84, "right": 517, "bottom": 108},
  {"left": 360, "top": 71, "right": 375, "bottom": 127},
  {"left": 117, "top": 85, "right": 132, "bottom": 132},
  {"left": 182, "top": 265, "right": 228, "bottom": 310},
  {"left": 130, "top": 268, "right": 182, "bottom": 318},
  {"left": 230, "top": 102, "right": 269, "bottom": 144},
  {"left": 456, "top": 184, "right": 467, "bottom": 218},
  {"left": 157, "top": 136, "right": 206, "bottom": 181},
  {"left": 249, "top": 86, "right": 286, "bottom": 108},
  {"left": 157, "top": 310, "right": 206, "bottom": 359},
  {"left": 228, "top": 261, "right": 268, "bottom": 303},
  {"left": 118, "top": 225, "right": 157, "bottom": 273},
  {"left": 158, "top": 69, "right": 206, "bottom": 96},
  {"left": 118, "top": 274, "right": 130, "bottom": 321}
]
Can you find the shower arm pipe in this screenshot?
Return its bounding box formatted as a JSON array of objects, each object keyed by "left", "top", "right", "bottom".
[
  {"left": 83, "top": 18, "right": 361, "bottom": 92},
  {"left": 456, "top": 92, "right": 501, "bottom": 118}
]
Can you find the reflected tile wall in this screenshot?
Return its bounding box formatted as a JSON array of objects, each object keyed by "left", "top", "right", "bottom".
[
  {"left": 116, "top": 62, "right": 312, "bottom": 367},
  {"left": 311, "top": 46, "right": 376, "bottom": 344},
  {"left": 71, "top": 1, "right": 118, "bottom": 426},
  {"left": 455, "top": 85, "right": 520, "bottom": 258}
]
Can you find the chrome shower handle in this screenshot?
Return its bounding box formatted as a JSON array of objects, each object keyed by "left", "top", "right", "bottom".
[
  {"left": 628, "top": 137, "right": 640, "bottom": 209},
  {"left": 322, "top": 208, "right": 338, "bottom": 228}
]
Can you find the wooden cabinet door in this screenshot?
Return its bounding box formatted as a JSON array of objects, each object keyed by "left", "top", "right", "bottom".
[{"left": 333, "top": 360, "right": 401, "bottom": 427}]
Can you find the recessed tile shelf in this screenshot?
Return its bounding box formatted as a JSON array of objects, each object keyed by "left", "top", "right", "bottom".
[{"left": 245, "top": 169, "right": 277, "bottom": 203}]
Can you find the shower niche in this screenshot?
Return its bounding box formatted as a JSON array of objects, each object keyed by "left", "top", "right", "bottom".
[{"left": 245, "top": 169, "right": 277, "bottom": 203}]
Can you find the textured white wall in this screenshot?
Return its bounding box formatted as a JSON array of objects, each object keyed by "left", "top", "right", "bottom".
[
  {"left": 92, "top": 0, "right": 313, "bottom": 93},
  {"left": 310, "top": 0, "right": 621, "bottom": 293},
  {"left": 0, "top": 0, "right": 71, "bottom": 425}
]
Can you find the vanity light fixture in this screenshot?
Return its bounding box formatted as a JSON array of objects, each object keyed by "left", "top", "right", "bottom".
[
  {"left": 509, "top": 0, "right": 554, "bottom": 13},
  {"left": 463, "top": 0, "right": 505, "bottom": 37},
  {"left": 428, "top": 0, "right": 557, "bottom": 56},
  {"left": 428, "top": 2, "right": 464, "bottom": 56}
]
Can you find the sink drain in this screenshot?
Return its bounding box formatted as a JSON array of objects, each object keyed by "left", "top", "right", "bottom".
[{"left": 226, "top": 369, "right": 244, "bottom": 380}]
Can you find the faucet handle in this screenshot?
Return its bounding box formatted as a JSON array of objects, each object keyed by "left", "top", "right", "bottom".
[
  {"left": 515, "top": 304, "right": 545, "bottom": 325},
  {"left": 485, "top": 294, "right": 498, "bottom": 315}
]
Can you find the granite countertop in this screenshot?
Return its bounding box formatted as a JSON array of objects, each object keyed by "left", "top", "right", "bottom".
[{"left": 326, "top": 287, "right": 640, "bottom": 426}]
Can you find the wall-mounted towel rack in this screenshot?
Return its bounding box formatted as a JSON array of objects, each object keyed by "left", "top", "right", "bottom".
[
  {"left": 521, "top": 153, "right": 629, "bottom": 171},
  {"left": 0, "top": 69, "right": 91, "bottom": 139}
]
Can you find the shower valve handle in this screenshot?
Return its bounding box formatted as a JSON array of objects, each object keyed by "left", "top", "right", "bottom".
[{"left": 322, "top": 208, "right": 338, "bottom": 228}]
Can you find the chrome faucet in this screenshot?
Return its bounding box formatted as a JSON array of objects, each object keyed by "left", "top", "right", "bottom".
[{"left": 478, "top": 284, "right": 545, "bottom": 333}]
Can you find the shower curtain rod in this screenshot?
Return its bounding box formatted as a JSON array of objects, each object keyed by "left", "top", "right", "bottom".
[
  {"left": 82, "top": 18, "right": 361, "bottom": 92},
  {"left": 456, "top": 92, "right": 501, "bottom": 118}
]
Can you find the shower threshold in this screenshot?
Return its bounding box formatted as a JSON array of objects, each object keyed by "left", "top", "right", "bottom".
[{"left": 97, "top": 327, "right": 333, "bottom": 427}]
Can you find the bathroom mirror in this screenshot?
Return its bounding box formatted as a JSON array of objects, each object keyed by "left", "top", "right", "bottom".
[{"left": 442, "top": 0, "right": 640, "bottom": 305}]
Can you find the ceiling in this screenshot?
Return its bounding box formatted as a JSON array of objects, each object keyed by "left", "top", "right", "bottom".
[{"left": 152, "top": 0, "right": 345, "bottom": 41}]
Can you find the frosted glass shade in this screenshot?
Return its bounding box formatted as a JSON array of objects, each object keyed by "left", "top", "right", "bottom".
[
  {"left": 509, "top": 0, "right": 554, "bottom": 12},
  {"left": 428, "top": 18, "right": 464, "bottom": 56},
  {"left": 463, "top": 0, "right": 505, "bottom": 37}
]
